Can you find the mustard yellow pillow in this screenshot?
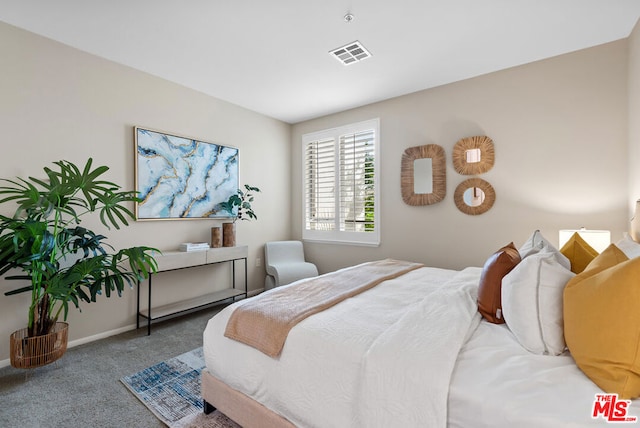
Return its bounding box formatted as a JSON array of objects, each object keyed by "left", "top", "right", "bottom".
[
  {"left": 564, "top": 245, "right": 640, "bottom": 398},
  {"left": 582, "top": 243, "right": 629, "bottom": 275},
  {"left": 560, "top": 232, "right": 598, "bottom": 273}
]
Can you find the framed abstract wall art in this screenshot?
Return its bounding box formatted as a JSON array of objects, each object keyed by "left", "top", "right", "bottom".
[{"left": 134, "top": 127, "right": 239, "bottom": 220}]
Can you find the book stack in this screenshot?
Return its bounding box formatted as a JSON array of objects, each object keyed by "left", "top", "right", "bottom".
[{"left": 179, "top": 242, "right": 210, "bottom": 252}]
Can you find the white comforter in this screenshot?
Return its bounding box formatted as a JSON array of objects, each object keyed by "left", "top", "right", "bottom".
[
  {"left": 203, "top": 266, "right": 482, "bottom": 428},
  {"left": 449, "top": 321, "right": 640, "bottom": 427}
]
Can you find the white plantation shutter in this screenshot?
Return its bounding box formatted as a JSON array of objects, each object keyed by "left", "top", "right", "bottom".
[
  {"left": 302, "top": 119, "right": 380, "bottom": 245},
  {"left": 304, "top": 137, "right": 336, "bottom": 231},
  {"left": 339, "top": 130, "right": 375, "bottom": 232}
]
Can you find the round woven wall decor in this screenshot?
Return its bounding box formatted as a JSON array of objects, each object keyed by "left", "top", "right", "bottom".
[{"left": 454, "top": 178, "right": 495, "bottom": 215}]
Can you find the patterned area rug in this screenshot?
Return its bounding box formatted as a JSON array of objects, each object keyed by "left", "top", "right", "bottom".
[{"left": 121, "top": 348, "right": 239, "bottom": 428}]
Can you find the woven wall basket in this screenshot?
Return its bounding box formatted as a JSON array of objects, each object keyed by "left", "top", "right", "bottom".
[{"left": 9, "top": 322, "right": 69, "bottom": 369}]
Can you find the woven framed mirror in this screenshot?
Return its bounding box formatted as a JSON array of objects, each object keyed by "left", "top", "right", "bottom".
[
  {"left": 401, "top": 144, "right": 446, "bottom": 206},
  {"left": 454, "top": 178, "right": 495, "bottom": 215},
  {"left": 452, "top": 136, "right": 495, "bottom": 175}
]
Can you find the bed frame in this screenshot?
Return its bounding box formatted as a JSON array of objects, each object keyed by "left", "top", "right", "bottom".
[{"left": 201, "top": 369, "right": 296, "bottom": 428}]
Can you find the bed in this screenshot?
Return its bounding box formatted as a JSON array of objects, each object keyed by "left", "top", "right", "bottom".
[{"left": 201, "top": 232, "right": 640, "bottom": 427}]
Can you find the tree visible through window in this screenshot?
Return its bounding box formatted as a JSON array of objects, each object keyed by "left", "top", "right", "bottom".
[{"left": 303, "top": 119, "right": 380, "bottom": 245}]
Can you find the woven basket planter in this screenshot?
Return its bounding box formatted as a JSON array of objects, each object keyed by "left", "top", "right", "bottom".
[{"left": 9, "top": 322, "right": 69, "bottom": 369}]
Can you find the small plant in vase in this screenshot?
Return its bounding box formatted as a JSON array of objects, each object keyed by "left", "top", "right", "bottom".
[{"left": 219, "top": 184, "right": 260, "bottom": 247}]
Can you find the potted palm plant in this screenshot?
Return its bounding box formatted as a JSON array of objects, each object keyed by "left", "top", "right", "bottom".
[
  {"left": 0, "top": 158, "right": 158, "bottom": 368},
  {"left": 219, "top": 184, "right": 260, "bottom": 247}
]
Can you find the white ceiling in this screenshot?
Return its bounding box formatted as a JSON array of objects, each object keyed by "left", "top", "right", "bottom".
[{"left": 1, "top": 1, "right": 640, "bottom": 124}]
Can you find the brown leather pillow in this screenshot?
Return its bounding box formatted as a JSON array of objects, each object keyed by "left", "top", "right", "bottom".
[{"left": 477, "top": 242, "right": 521, "bottom": 324}]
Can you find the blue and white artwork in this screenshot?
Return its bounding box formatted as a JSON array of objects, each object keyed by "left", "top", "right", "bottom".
[{"left": 135, "top": 127, "right": 238, "bottom": 219}]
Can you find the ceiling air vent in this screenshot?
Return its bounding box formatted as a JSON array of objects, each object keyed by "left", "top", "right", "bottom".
[{"left": 329, "top": 41, "right": 371, "bottom": 66}]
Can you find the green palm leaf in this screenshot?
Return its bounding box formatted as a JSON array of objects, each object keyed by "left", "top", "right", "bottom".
[{"left": 0, "top": 159, "right": 158, "bottom": 335}]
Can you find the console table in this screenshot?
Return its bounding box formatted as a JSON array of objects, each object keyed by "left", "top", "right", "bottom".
[{"left": 137, "top": 245, "right": 248, "bottom": 335}]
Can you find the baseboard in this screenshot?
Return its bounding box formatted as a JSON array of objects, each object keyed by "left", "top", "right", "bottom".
[
  {"left": 0, "top": 323, "right": 137, "bottom": 369},
  {"left": 0, "top": 290, "right": 264, "bottom": 369},
  {"left": 67, "top": 323, "right": 137, "bottom": 348}
]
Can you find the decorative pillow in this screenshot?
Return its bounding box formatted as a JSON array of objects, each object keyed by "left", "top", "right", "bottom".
[
  {"left": 615, "top": 233, "right": 640, "bottom": 259},
  {"left": 502, "top": 252, "right": 574, "bottom": 355},
  {"left": 564, "top": 245, "right": 640, "bottom": 398},
  {"left": 560, "top": 232, "right": 598, "bottom": 274},
  {"left": 519, "top": 230, "right": 571, "bottom": 270},
  {"left": 477, "top": 242, "right": 521, "bottom": 324}
]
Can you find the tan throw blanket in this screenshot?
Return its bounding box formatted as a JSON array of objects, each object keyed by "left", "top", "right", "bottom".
[{"left": 224, "top": 259, "right": 424, "bottom": 357}]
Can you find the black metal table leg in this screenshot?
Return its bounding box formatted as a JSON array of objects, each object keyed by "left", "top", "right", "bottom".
[
  {"left": 136, "top": 279, "right": 140, "bottom": 329},
  {"left": 147, "top": 273, "right": 152, "bottom": 336},
  {"left": 233, "top": 259, "right": 236, "bottom": 301}
]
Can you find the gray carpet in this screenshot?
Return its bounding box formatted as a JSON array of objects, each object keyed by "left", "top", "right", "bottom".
[{"left": 0, "top": 305, "right": 228, "bottom": 428}]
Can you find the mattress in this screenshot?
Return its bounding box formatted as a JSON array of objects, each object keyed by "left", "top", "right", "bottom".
[{"left": 203, "top": 265, "right": 640, "bottom": 427}]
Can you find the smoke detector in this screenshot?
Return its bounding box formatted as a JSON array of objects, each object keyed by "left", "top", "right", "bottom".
[{"left": 329, "top": 41, "right": 371, "bottom": 66}]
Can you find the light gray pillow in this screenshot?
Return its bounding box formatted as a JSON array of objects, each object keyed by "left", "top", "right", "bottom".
[
  {"left": 501, "top": 251, "right": 575, "bottom": 355},
  {"left": 518, "top": 230, "right": 570, "bottom": 270}
]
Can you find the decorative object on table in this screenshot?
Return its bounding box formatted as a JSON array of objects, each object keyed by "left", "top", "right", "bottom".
[
  {"left": 453, "top": 178, "right": 495, "bottom": 215},
  {"left": 223, "top": 223, "right": 236, "bottom": 247},
  {"left": 134, "top": 127, "right": 239, "bottom": 220},
  {"left": 400, "top": 144, "right": 446, "bottom": 206},
  {"left": 179, "top": 242, "right": 210, "bottom": 252},
  {"left": 631, "top": 199, "right": 640, "bottom": 243},
  {"left": 0, "top": 158, "right": 158, "bottom": 369},
  {"left": 211, "top": 227, "right": 222, "bottom": 248},
  {"left": 452, "top": 136, "right": 495, "bottom": 175},
  {"left": 219, "top": 184, "right": 261, "bottom": 247}
]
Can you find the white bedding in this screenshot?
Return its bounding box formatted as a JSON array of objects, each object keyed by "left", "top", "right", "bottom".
[
  {"left": 450, "top": 321, "right": 640, "bottom": 427},
  {"left": 203, "top": 265, "right": 640, "bottom": 427}
]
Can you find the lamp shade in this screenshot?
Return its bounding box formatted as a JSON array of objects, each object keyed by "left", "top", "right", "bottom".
[{"left": 559, "top": 228, "right": 611, "bottom": 253}]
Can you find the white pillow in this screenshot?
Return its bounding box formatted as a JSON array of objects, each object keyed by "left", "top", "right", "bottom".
[
  {"left": 615, "top": 233, "right": 640, "bottom": 259},
  {"left": 518, "top": 230, "right": 570, "bottom": 270},
  {"left": 501, "top": 251, "right": 575, "bottom": 355}
]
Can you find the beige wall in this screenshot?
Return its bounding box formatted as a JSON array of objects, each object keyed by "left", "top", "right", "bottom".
[
  {"left": 0, "top": 22, "right": 291, "bottom": 363},
  {"left": 292, "top": 41, "right": 629, "bottom": 274},
  {"left": 630, "top": 20, "right": 640, "bottom": 213}
]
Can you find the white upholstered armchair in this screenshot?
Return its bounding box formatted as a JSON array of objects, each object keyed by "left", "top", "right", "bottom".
[{"left": 264, "top": 241, "right": 318, "bottom": 290}]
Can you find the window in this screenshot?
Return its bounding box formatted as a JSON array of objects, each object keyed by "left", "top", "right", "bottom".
[{"left": 302, "top": 119, "right": 380, "bottom": 245}]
